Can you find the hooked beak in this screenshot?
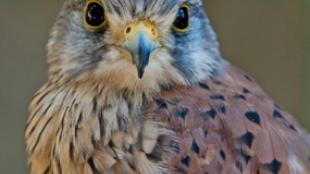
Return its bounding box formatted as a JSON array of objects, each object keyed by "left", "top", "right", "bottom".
[{"left": 122, "top": 21, "right": 159, "bottom": 78}]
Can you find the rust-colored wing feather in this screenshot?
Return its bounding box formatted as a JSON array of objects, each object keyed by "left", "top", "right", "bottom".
[{"left": 146, "top": 63, "right": 310, "bottom": 174}]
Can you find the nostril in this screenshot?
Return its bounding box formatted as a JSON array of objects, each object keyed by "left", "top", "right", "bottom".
[
  {"left": 151, "top": 28, "right": 156, "bottom": 36},
  {"left": 125, "top": 27, "right": 132, "bottom": 34}
]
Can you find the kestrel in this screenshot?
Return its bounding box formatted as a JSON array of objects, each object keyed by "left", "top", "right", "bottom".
[{"left": 25, "top": 0, "right": 310, "bottom": 174}]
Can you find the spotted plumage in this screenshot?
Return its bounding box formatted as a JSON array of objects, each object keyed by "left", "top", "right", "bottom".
[
  {"left": 25, "top": 0, "right": 310, "bottom": 174},
  {"left": 147, "top": 64, "right": 310, "bottom": 174}
]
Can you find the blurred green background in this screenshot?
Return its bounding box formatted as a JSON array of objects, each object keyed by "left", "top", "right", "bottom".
[{"left": 0, "top": 0, "right": 309, "bottom": 173}]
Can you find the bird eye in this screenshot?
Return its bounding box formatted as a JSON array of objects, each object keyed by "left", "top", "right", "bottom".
[
  {"left": 84, "top": 0, "right": 107, "bottom": 31},
  {"left": 173, "top": 4, "right": 190, "bottom": 32}
]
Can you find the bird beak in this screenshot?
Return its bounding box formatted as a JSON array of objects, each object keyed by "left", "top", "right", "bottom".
[{"left": 122, "top": 21, "right": 159, "bottom": 79}]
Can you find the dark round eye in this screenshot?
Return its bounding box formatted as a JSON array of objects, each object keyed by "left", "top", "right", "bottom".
[
  {"left": 84, "top": 1, "right": 106, "bottom": 30},
  {"left": 173, "top": 5, "right": 190, "bottom": 32}
]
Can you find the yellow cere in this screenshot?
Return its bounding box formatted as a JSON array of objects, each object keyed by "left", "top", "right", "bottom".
[{"left": 123, "top": 20, "right": 159, "bottom": 42}]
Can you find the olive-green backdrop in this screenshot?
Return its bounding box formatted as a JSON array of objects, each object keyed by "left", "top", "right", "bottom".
[{"left": 0, "top": 0, "right": 309, "bottom": 173}]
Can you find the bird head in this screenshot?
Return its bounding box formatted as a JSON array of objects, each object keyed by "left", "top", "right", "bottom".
[{"left": 47, "top": 0, "right": 222, "bottom": 93}]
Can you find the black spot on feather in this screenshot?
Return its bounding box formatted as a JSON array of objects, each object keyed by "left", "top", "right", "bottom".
[
  {"left": 240, "top": 132, "right": 254, "bottom": 148},
  {"left": 156, "top": 99, "right": 168, "bottom": 109},
  {"left": 210, "top": 95, "right": 225, "bottom": 101},
  {"left": 242, "top": 88, "right": 251, "bottom": 94},
  {"left": 234, "top": 94, "right": 246, "bottom": 100},
  {"left": 245, "top": 111, "right": 261, "bottom": 125},
  {"left": 201, "top": 108, "right": 217, "bottom": 119},
  {"left": 219, "top": 106, "right": 226, "bottom": 114},
  {"left": 220, "top": 150, "right": 226, "bottom": 160},
  {"left": 174, "top": 107, "right": 189, "bottom": 120},
  {"left": 181, "top": 156, "right": 191, "bottom": 167},
  {"left": 288, "top": 124, "right": 297, "bottom": 131},
  {"left": 191, "top": 139, "right": 200, "bottom": 154},
  {"left": 199, "top": 82, "right": 210, "bottom": 90},
  {"left": 265, "top": 159, "right": 282, "bottom": 174},
  {"left": 273, "top": 110, "right": 283, "bottom": 119}
]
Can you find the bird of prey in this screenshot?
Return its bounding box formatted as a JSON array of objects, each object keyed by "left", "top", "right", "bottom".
[{"left": 25, "top": 0, "right": 310, "bottom": 173}]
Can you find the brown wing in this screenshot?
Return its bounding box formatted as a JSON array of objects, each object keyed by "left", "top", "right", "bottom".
[{"left": 146, "top": 63, "right": 310, "bottom": 174}]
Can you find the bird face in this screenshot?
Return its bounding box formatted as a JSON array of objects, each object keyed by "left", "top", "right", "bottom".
[{"left": 47, "top": 0, "right": 222, "bottom": 92}]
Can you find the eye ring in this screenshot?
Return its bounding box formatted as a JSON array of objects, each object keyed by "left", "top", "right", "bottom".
[
  {"left": 84, "top": 0, "right": 107, "bottom": 31},
  {"left": 173, "top": 4, "right": 190, "bottom": 33}
]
